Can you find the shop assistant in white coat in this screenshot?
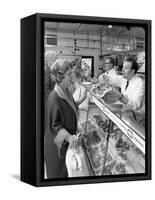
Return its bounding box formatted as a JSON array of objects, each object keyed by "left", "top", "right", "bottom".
[
  {"left": 104, "top": 57, "right": 145, "bottom": 113},
  {"left": 99, "top": 57, "right": 118, "bottom": 83},
  {"left": 104, "top": 57, "right": 145, "bottom": 149}
]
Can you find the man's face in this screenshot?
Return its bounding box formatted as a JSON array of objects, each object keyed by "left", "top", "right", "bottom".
[
  {"left": 122, "top": 61, "right": 134, "bottom": 80},
  {"left": 105, "top": 59, "right": 113, "bottom": 71}
]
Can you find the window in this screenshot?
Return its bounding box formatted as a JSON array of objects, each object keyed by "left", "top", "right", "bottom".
[{"left": 45, "top": 34, "right": 57, "bottom": 46}]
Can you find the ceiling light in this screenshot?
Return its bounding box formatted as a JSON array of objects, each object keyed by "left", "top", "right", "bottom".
[{"left": 108, "top": 25, "right": 112, "bottom": 28}]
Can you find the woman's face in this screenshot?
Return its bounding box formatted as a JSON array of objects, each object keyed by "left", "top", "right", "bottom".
[{"left": 61, "top": 69, "right": 73, "bottom": 87}]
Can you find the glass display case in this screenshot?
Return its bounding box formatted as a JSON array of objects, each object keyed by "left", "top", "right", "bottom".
[{"left": 78, "top": 90, "right": 145, "bottom": 176}]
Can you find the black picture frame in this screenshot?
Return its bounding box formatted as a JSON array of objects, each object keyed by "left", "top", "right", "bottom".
[
  {"left": 81, "top": 56, "right": 94, "bottom": 77},
  {"left": 21, "top": 13, "right": 151, "bottom": 187}
]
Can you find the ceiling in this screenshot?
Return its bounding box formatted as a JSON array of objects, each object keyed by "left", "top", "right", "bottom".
[{"left": 45, "top": 22, "right": 145, "bottom": 40}]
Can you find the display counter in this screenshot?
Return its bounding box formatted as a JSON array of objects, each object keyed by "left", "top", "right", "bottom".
[{"left": 68, "top": 89, "right": 145, "bottom": 177}]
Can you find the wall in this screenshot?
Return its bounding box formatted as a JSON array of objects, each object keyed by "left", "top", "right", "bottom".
[{"left": 45, "top": 29, "right": 101, "bottom": 76}]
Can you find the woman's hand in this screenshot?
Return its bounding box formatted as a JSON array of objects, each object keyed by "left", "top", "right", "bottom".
[{"left": 66, "top": 135, "right": 79, "bottom": 148}]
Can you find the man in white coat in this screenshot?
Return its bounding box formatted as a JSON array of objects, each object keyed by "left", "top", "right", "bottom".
[
  {"left": 99, "top": 57, "right": 117, "bottom": 83},
  {"left": 104, "top": 57, "right": 145, "bottom": 149},
  {"left": 104, "top": 57, "right": 144, "bottom": 112}
]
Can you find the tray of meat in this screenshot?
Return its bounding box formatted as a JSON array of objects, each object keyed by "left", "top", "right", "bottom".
[
  {"left": 91, "top": 83, "right": 113, "bottom": 98},
  {"left": 105, "top": 152, "right": 115, "bottom": 166},
  {"left": 86, "top": 147, "right": 106, "bottom": 171},
  {"left": 92, "top": 114, "right": 110, "bottom": 130},
  {"left": 80, "top": 120, "right": 96, "bottom": 133},
  {"left": 103, "top": 164, "right": 113, "bottom": 175},
  {"left": 92, "top": 114, "right": 104, "bottom": 126},
  {"left": 99, "top": 151, "right": 116, "bottom": 175},
  {"left": 113, "top": 162, "right": 126, "bottom": 174},
  {"left": 83, "top": 129, "right": 104, "bottom": 149}
]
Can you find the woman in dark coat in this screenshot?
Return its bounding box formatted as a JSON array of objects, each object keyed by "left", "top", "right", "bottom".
[{"left": 44, "top": 59, "right": 86, "bottom": 179}]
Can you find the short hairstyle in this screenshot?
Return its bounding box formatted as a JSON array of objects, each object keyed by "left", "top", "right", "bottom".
[
  {"left": 50, "top": 59, "right": 71, "bottom": 83},
  {"left": 105, "top": 57, "right": 115, "bottom": 67},
  {"left": 125, "top": 57, "right": 139, "bottom": 74}
]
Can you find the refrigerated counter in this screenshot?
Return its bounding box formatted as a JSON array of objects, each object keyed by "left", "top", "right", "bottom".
[{"left": 69, "top": 90, "right": 145, "bottom": 177}]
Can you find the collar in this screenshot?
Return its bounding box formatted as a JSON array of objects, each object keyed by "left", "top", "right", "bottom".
[
  {"left": 128, "top": 74, "right": 137, "bottom": 83},
  {"left": 54, "top": 83, "right": 66, "bottom": 100}
]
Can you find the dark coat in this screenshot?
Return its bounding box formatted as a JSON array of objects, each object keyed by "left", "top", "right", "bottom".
[{"left": 44, "top": 90, "right": 78, "bottom": 179}]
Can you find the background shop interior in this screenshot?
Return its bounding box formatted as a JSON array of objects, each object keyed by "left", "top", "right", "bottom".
[
  {"left": 44, "top": 22, "right": 146, "bottom": 177},
  {"left": 44, "top": 22, "right": 145, "bottom": 77}
]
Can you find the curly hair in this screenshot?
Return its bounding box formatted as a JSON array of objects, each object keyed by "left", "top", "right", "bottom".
[{"left": 50, "top": 59, "right": 71, "bottom": 83}]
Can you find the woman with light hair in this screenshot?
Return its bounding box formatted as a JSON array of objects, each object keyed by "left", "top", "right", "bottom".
[{"left": 44, "top": 59, "right": 87, "bottom": 178}]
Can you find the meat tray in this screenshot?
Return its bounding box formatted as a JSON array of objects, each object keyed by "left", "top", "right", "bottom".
[
  {"left": 83, "top": 129, "right": 104, "bottom": 149},
  {"left": 91, "top": 83, "right": 113, "bottom": 98}
]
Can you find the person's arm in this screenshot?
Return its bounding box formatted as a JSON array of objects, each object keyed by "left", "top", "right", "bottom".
[
  {"left": 118, "top": 93, "right": 129, "bottom": 104},
  {"left": 49, "top": 101, "right": 77, "bottom": 148},
  {"left": 110, "top": 74, "right": 124, "bottom": 87},
  {"left": 104, "top": 78, "right": 144, "bottom": 111},
  {"left": 103, "top": 88, "right": 124, "bottom": 104}
]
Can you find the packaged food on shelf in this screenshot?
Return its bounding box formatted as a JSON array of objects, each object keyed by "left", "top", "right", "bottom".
[
  {"left": 83, "top": 129, "right": 104, "bottom": 149},
  {"left": 103, "top": 165, "right": 113, "bottom": 175},
  {"left": 113, "top": 162, "right": 126, "bottom": 174},
  {"left": 86, "top": 147, "right": 105, "bottom": 171},
  {"left": 117, "top": 150, "right": 128, "bottom": 160},
  {"left": 92, "top": 114, "right": 110, "bottom": 132},
  {"left": 105, "top": 152, "right": 115, "bottom": 166},
  {"left": 80, "top": 119, "right": 96, "bottom": 133},
  {"left": 92, "top": 114, "right": 106, "bottom": 125}
]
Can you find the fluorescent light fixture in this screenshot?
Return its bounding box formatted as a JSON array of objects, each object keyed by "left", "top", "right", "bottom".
[{"left": 108, "top": 25, "right": 112, "bottom": 28}]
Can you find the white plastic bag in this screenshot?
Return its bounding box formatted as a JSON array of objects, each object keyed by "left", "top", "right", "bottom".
[{"left": 66, "top": 145, "right": 82, "bottom": 177}]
